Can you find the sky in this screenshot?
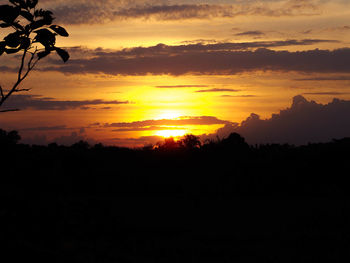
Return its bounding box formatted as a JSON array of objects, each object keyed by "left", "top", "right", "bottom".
[{"left": 1, "top": 0, "right": 350, "bottom": 147}]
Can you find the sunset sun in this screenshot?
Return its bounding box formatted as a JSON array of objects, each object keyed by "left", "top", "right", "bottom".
[{"left": 155, "top": 129, "right": 188, "bottom": 138}]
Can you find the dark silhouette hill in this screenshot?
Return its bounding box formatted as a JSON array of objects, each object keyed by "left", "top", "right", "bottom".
[{"left": 1, "top": 130, "right": 350, "bottom": 262}]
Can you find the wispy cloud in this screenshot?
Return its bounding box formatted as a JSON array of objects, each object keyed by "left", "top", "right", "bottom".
[
  {"left": 155, "top": 85, "right": 209, "bottom": 88},
  {"left": 295, "top": 76, "right": 350, "bottom": 81},
  {"left": 103, "top": 116, "right": 231, "bottom": 130},
  {"left": 235, "top": 31, "right": 265, "bottom": 37},
  {"left": 3, "top": 95, "right": 129, "bottom": 111},
  {"left": 302, "top": 92, "right": 350, "bottom": 95},
  {"left": 195, "top": 88, "right": 241, "bottom": 93},
  {"left": 220, "top": 95, "right": 257, "bottom": 98},
  {"left": 47, "top": 1, "right": 322, "bottom": 24}
]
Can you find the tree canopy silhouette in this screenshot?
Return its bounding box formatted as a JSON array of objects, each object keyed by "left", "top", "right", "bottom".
[{"left": 0, "top": 0, "right": 69, "bottom": 112}]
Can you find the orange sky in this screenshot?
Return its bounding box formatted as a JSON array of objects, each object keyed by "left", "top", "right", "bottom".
[{"left": 1, "top": 0, "right": 350, "bottom": 147}]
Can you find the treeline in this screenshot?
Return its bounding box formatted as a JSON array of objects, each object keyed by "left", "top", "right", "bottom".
[{"left": 2, "top": 128, "right": 350, "bottom": 262}]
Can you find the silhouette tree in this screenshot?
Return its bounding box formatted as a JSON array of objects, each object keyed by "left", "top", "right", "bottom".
[
  {"left": 0, "top": 128, "right": 20, "bottom": 145},
  {"left": 180, "top": 134, "right": 201, "bottom": 149},
  {"left": 0, "top": 0, "right": 69, "bottom": 112}
]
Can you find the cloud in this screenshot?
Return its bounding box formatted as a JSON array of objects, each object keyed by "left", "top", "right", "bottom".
[
  {"left": 20, "top": 125, "right": 71, "bottom": 131},
  {"left": 195, "top": 88, "right": 241, "bottom": 93},
  {"left": 155, "top": 85, "right": 209, "bottom": 88},
  {"left": 43, "top": 1, "right": 322, "bottom": 24},
  {"left": 40, "top": 42, "right": 347, "bottom": 76},
  {"left": 220, "top": 95, "right": 257, "bottom": 98},
  {"left": 111, "top": 126, "right": 186, "bottom": 132},
  {"left": 103, "top": 116, "right": 230, "bottom": 130},
  {"left": 295, "top": 76, "right": 350, "bottom": 81},
  {"left": 235, "top": 31, "right": 265, "bottom": 36},
  {"left": 3, "top": 95, "right": 129, "bottom": 111},
  {"left": 204, "top": 95, "right": 350, "bottom": 145},
  {"left": 21, "top": 130, "right": 96, "bottom": 146},
  {"left": 302, "top": 92, "right": 350, "bottom": 95}
]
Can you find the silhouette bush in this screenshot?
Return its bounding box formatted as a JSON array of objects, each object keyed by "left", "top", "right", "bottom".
[
  {"left": 0, "top": 128, "right": 20, "bottom": 145},
  {"left": 0, "top": 0, "right": 69, "bottom": 111}
]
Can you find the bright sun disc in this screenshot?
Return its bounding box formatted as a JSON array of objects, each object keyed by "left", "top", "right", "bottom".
[{"left": 155, "top": 129, "right": 187, "bottom": 138}]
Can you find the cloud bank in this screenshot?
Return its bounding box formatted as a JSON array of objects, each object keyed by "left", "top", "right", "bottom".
[
  {"left": 205, "top": 95, "right": 350, "bottom": 145},
  {"left": 40, "top": 43, "right": 348, "bottom": 76}
]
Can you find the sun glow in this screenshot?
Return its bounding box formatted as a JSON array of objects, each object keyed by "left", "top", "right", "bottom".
[
  {"left": 155, "top": 110, "right": 183, "bottom": 120},
  {"left": 155, "top": 129, "right": 187, "bottom": 138}
]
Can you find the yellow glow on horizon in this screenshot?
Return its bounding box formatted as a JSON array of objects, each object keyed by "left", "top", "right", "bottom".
[{"left": 155, "top": 129, "right": 187, "bottom": 138}]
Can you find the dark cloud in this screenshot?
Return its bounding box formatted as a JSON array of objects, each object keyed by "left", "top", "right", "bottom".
[
  {"left": 104, "top": 116, "right": 230, "bottom": 129},
  {"left": 302, "top": 92, "right": 350, "bottom": 95},
  {"left": 21, "top": 130, "right": 96, "bottom": 146},
  {"left": 155, "top": 85, "right": 209, "bottom": 88},
  {"left": 112, "top": 126, "right": 185, "bottom": 132},
  {"left": 20, "top": 125, "right": 71, "bottom": 132},
  {"left": 295, "top": 76, "right": 350, "bottom": 81},
  {"left": 235, "top": 31, "right": 265, "bottom": 36},
  {"left": 86, "top": 39, "right": 339, "bottom": 57},
  {"left": 47, "top": 1, "right": 321, "bottom": 24},
  {"left": 3, "top": 95, "right": 129, "bottom": 111},
  {"left": 195, "top": 88, "right": 241, "bottom": 93},
  {"left": 41, "top": 43, "right": 347, "bottom": 76},
  {"left": 204, "top": 95, "right": 350, "bottom": 145},
  {"left": 220, "top": 95, "right": 257, "bottom": 98}
]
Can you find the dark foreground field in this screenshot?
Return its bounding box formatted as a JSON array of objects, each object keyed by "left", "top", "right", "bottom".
[{"left": 1, "top": 132, "right": 350, "bottom": 262}]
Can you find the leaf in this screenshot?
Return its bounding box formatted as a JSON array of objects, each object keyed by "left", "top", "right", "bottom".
[
  {"left": 30, "top": 19, "right": 45, "bottom": 30},
  {"left": 34, "top": 28, "right": 56, "bottom": 47},
  {"left": 0, "top": 5, "right": 20, "bottom": 23},
  {"left": 26, "top": 0, "right": 38, "bottom": 9},
  {"left": 19, "top": 37, "right": 30, "bottom": 50},
  {"left": 12, "top": 21, "right": 24, "bottom": 31},
  {"left": 5, "top": 47, "right": 20, "bottom": 54},
  {"left": 55, "top": 47, "right": 69, "bottom": 63},
  {"left": 20, "top": 10, "right": 33, "bottom": 21},
  {"left": 0, "top": 23, "right": 11, "bottom": 28},
  {"left": 9, "top": 0, "right": 26, "bottom": 8},
  {"left": 37, "top": 50, "right": 51, "bottom": 60},
  {"left": 4, "top": 32, "right": 22, "bottom": 48},
  {"left": 0, "top": 41, "right": 6, "bottom": 56},
  {"left": 50, "top": 25, "right": 69, "bottom": 37}
]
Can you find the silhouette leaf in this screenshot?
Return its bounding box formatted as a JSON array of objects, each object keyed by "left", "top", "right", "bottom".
[
  {"left": 34, "top": 28, "right": 56, "bottom": 47},
  {"left": 19, "top": 37, "right": 30, "bottom": 50},
  {"left": 37, "top": 50, "right": 51, "bottom": 60},
  {"left": 0, "top": 23, "right": 11, "bottom": 28},
  {"left": 0, "top": 5, "right": 20, "bottom": 23},
  {"left": 26, "top": 0, "right": 38, "bottom": 9},
  {"left": 9, "top": 0, "right": 26, "bottom": 9},
  {"left": 0, "top": 41, "right": 5, "bottom": 55},
  {"left": 4, "top": 32, "right": 22, "bottom": 48},
  {"left": 50, "top": 25, "right": 69, "bottom": 37},
  {"left": 30, "top": 19, "right": 45, "bottom": 30},
  {"left": 55, "top": 47, "right": 69, "bottom": 62},
  {"left": 20, "top": 10, "right": 34, "bottom": 21},
  {"left": 5, "top": 47, "right": 20, "bottom": 54}
]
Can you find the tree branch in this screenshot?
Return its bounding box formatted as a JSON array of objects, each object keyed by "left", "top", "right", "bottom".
[
  {"left": 0, "top": 85, "right": 4, "bottom": 100},
  {"left": 0, "top": 49, "right": 39, "bottom": 108},
  {"left": 0, "top": 109, "right": 20, "bottom": 113}
]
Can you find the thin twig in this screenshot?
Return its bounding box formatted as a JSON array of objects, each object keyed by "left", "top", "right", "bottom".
[
  {"left": 14, "top": 88, "right": 31, "bottom": 92},
  {"left": 0, "top": 109, "right": 20, "bottom": 113},
  {"left": 0, "top": 85, "right": 4, "bottom": 100}
]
